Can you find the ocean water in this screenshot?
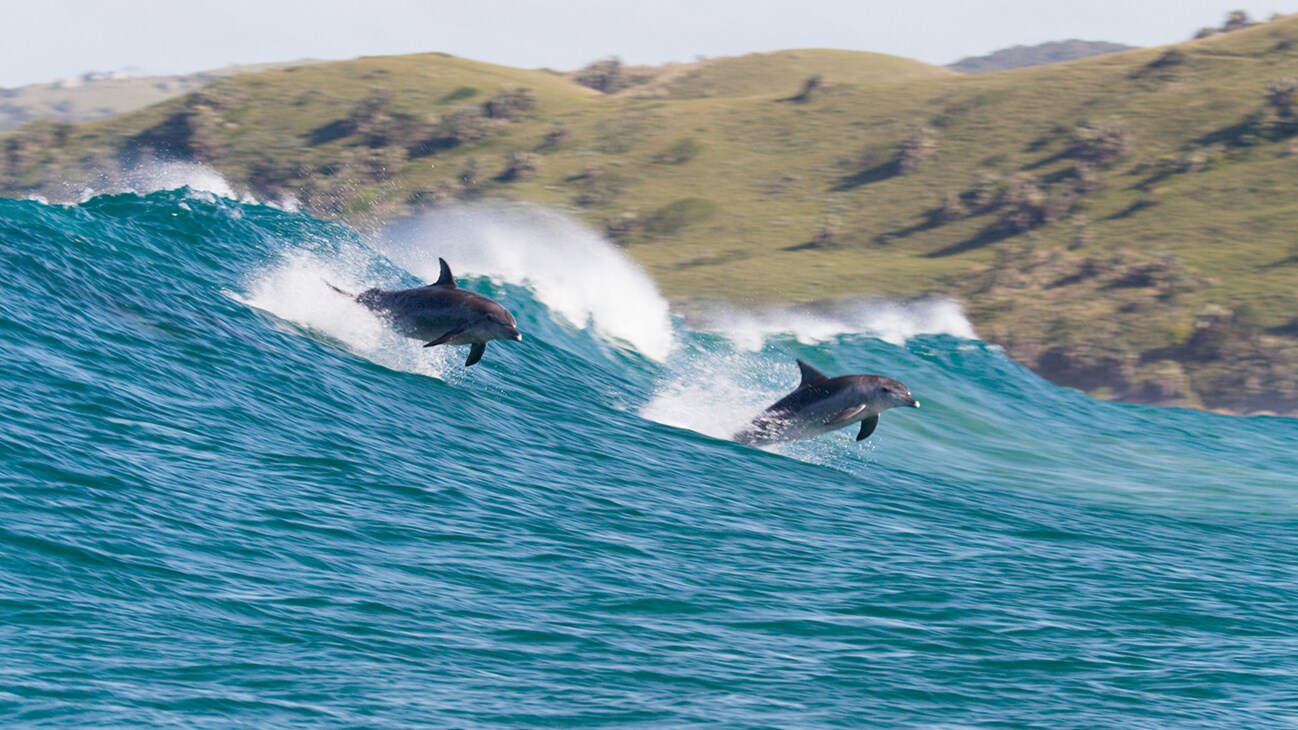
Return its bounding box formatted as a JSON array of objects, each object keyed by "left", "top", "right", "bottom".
[{"left": 1, "top": 184, "right": 1296, "bottom": 728}]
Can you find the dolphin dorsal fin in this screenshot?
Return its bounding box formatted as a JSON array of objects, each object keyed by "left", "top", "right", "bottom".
[
  {"left": 434, "top": 258, "right": 457, "bottom": 289},
  {"left": 796, "top": 359, "right": 829, "bottom": 388}
]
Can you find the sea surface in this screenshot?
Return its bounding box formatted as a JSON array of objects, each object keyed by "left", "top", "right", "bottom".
[{"left": 2, "top": 178, "right": 1296, "bottom": 728}]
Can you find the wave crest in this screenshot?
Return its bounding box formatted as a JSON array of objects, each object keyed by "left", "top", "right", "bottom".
[
  {"left": 375, "top": 204, "right": 676, "bottom": 361},
  {"left": 691, "top": 298, "right": 977, "bottom": 350}
]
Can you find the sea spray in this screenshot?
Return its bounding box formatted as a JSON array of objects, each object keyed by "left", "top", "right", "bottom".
[
  {"left": 119, "top": 161, "right": 241, "bottom": 200},
  {"left": 234, "top": 251, "right": 459, "bottom": 380},
  {"left": 690, "top": 297, "right": 978, "bottom": 350},
  {"left": 376, "top": 204, "right": 677, "bottom": 361}
]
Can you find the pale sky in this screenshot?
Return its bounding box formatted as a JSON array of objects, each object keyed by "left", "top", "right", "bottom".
[{"left": 1, "top": 1, "right": 1288, "bottom": 88}]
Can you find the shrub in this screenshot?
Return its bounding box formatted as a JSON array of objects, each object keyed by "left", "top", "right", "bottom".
[
  {"left": 1136, "top": 49, "right": 1189, "bottom": 80},
  {"left": 1266, "top": 77, "right": 1298, "bottom": 118},
  {"left": 1150, "top": 49, "right": 1188, "bottom": 69},
  {"left": 434, "top": 106, "right": 490, "bottom": 147},
  {"left": 541, "top": 122, "right": 569, "bottom": 148},
  {"left": 965, "top": 172, "right": 996, "bottom": 211},
  {"left": 574, "top": 57, "right": 627, "bottom": 94},
  {"left": 347, "top": 91, "right": 395, "bottom": 144},
  {"left": 1068, "top": 119, "right": 1134, "bottom": 167},
  {"left": 808, "top": 217, "right": 839, "bottom": 248},
  {"left": 498, "top": 151, "right": 542, "bottom": 181},
  {"left": 791, "top": 75, "right": 824, "bottom": 103},
  {"left": 1069, "top": 215, "right": 1094, "bottom": 249},
  {"left": 1222, "top": 10, "right": 1254, "bottom": 32},
  {"left": 896, "top": 125, "right": 939, "bottom": 174},
  {"left": 653, "top": 137, "right": 701, "bottom": 164},
  {"left": 440, "top": 86, "right": 479, "bottom": 103},
  {"left": 133, "top": 94, "right": 227, "bottom": 161},
  {"left": 572, "top": 166, "right": 625, "bottom": 207},
  {"left": 3, "top": 120, "right": 74, "bottom": 177},
  {"left": 354, "top": 145, "right": 407, "bottom": 182},
  {"left": 483, "top": 88, "right": 536, "bottom": 120},
  {"left": 997, "top": 173, "right": 1048, "bottom": 232},
  {"left": 604, "top": 211, "right": 643, "bottom": 243},
  {"left": 936, "top": 191, "right": 969, "bottom": 223},
  {"left": 1173, "top": 145, "right": 1223, "bottom": 174},
  {"left": 643, "top": 198, "right": 717, "bottom": 236},
  {"left": 459, "top": 158, "right": 482, "bottom": 188}
]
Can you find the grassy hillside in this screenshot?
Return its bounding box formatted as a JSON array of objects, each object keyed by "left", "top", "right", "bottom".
[
  {"left": 4, "top": 17, "right": 1298, "bottom": 414},
  {"left": 621, "top": 49, "right": 955, "bottom": 99}
]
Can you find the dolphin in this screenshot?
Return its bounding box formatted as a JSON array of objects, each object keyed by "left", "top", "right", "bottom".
[
  {"left": 734, "top": 359, "right": 920, "bottom": 445},
  {"left": 328, "top": 258, "right": 522, "bottom": 367}
]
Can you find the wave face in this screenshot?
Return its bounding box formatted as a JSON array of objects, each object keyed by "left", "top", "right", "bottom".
[{"left": 1, "top": 191, "right": 1296, "bottom": 727}]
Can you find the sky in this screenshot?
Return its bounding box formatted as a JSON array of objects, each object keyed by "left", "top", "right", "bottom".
[{"left": 1, "top": 1, "right": 1289, "bottom": 88}]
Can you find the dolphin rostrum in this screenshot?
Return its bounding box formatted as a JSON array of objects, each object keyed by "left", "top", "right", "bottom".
[
  {"left": 734, "top": 359, "right": 919, "bottom": 445},
  {"left": 328, "top": 258, "right": 522, "bottom": 367}
]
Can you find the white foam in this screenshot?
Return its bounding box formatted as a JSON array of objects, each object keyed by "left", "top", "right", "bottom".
[
  {"left": 231, "top": 250, "right": 455, "bottom": 380},
  {"left": 695, "top": 299, "right": 977, "bottom": 351},
  {"left": 375, "top": 204, "right": 676, "bottom": 361},
  {"left": 639, "top": 352, "right": 876, "bottom": 469},
  {"left": 641, "top": 352, "right": 783, "bottom": 441},
  {"left": 120, "top": 162, "right": 239, "bottom": 199},
  {"left": 640, "top": 299, "right": 968, "bottom": 463}
]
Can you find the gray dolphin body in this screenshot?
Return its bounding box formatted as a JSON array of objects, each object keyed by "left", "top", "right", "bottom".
[
  {"left": 734, "top": 359, "right": 920, "bottom": 445},
  {"left": 331, "top": 258, "right": 522, "bottom": 367}
]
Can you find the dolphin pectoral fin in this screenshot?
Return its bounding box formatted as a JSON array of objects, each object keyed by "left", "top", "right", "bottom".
[
  {"left": 856, "top": 414, "right": 880, "bottom": 441},
  {"left": 826, "top": 406, "right": 867, "bottom": 426},
  {"left": 465, "top": 342, "right": 486, "bottom": 367},
  {"left": 424, "top": 325, "right": 469, "bottom": 348}
]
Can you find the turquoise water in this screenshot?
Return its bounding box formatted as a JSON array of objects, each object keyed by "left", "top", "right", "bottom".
[{"left": 1, "top": 189, "right": 1296, "bottom": 728}]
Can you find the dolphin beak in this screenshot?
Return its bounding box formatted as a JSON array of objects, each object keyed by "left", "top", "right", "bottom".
[
  {"left": 909, "top": 398, "right": 921, "bottom": 408},
  {"left": 510, "top": 328, "right": 523, "bottom": 341}
]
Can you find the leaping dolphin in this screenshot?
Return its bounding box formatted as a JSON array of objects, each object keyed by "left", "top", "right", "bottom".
[
  {"left": 734, "top": 359, "right": 919, "bottom": 445},
  {"left": 328, "top": 258, "right": 522, "bottom": 367}
]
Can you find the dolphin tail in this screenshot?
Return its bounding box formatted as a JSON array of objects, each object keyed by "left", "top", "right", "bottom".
[
  {"left": 733, "top": 416, "right": 777, "bottom": 446},
  {"left": 324, "top": 281, "right": 356, "bottom": 299}
]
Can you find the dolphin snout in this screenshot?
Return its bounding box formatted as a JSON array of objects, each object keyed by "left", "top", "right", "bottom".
[
  {"left": 509, "top": 328, "right": 523, "bottom": 341},
  {"left": 908, "top": 397, "right": 921, "bottom": 408}
]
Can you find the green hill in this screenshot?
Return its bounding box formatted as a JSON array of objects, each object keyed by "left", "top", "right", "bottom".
[
  {"left": 4, "top": 18, "right": 1298, "bottom": 414},
  {"left": 621, "top": 49, "right": 954, "bottom": 99}
]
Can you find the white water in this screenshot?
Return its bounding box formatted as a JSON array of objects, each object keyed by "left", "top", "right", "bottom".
[
  {"left": 694, "top": 298, "right": 977, "bottom": 351},
  {"left": 375, "top": 204, "right": 677, "bottom": 361},
  {"left": 232, "top": 250, "right": 457, "bottom": 381},
  {"left": 640, "top": 351, "right": 786, "bottom": 441},
  {"left": 120, "top": 162, "right": 239, "bottom": 199},
  {"left": 232, "top": 203, "right": 978, "bottom": 440},
  {"left": 640, "top": 300, "right": 974, "bottom": 451}
]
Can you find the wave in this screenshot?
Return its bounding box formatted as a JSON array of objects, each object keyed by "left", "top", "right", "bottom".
[
  {"left": 376, "top": 204, "right": 677, "bottom": 361},
  {"left": 3, "top": 190, "right": 1298, "bottom": 727}
]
